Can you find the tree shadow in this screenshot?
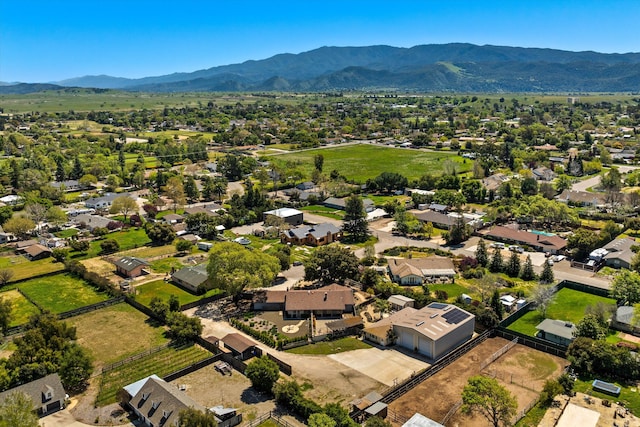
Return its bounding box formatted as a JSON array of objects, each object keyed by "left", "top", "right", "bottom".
[{"left": 240, "top": 387, "right": 271, "bottom": 404}]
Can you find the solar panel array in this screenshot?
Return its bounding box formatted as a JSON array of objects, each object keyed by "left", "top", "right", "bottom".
[
  {"left": 428, "top": 302, "right": 448, "bottom": 310},
  {"left": 442, "top": 308, "right": 470, "bottom": 324}
]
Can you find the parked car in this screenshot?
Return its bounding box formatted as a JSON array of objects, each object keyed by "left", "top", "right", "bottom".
[
  {"left": 552, "top": 255, "right": 566, "bottom": 262},
  {"left": 509, "top": 245, "right": 524, "bottom": 253},
  {"left": 489, "top": 242, "right": 505, "bottom": 249}
]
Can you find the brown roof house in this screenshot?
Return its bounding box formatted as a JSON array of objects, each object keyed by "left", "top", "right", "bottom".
[
  {"left": 21, "top": 243, "right": 52, "bottom": 261},
  {"left": 254, "top": 284, "right": 355, "bottom": 319},
  {"left": 123, "top": 375, "right": 242, "bottom": 427},
  {"left": 0, "top": 373, "right": 66, "bottom": 417},
  {"left": 387, "top": 257, "right": 456, "bottom": 285},
  {"left": 480, "top": 225, "right": 567, "bottom": 254},
  {"left": 280, "top": 223, "right": 342, "bottom": 246},
  {"left": 113, "top": 257, "right": 150, "bottom": 278}
]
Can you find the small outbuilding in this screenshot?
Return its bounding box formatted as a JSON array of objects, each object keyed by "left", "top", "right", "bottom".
[
  {"left": 535, "top": 319, "right": 576, "bottom": 346},
  {"left": 402, "top": 413, "right": 445, "bottom": 427},
  {"left": 388, "top": 295, "right": 415, "bottom": 311},
  {"left": 263, "top": 208, "right": 304, "bottom": 226},
  {"left": 113, "top": 257, "right": 149, "bottom": 278},
  {"left": 221, "top": 333, "right": 257, "bottom": 361}
]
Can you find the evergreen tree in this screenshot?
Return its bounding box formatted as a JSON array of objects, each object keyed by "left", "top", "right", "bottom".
[
  {"left": 505, "top": 251, "right": 521, "bottom": 277},
  {"left": 71, "top": 156, "right": 84, "bottom": 180},
  {"left": 183, "top": 175, "right": 200, "bottom": 202},
  {"left": 520, "top": 255, "right": 536, "bottom": 281},
  {"left": 342, "top": 194, "right": 369, "bottom": 243},
  {"left": 489, "top": 247, "right": 503, "bottom": 273},
  {"left": 476, "top": 239, "right": 489, "bottom": 267},
  {"left": 490, "top": 289, "right": 504, "bottom": 319},
  {"left": 540, "top": 260, "right": 554, "bottom": 284},
  {"left": 55, "top": 157, "right": 66, "bottom": 182},
  {"left": 118, "top": 149, "right": 126, "bottom": 171}
]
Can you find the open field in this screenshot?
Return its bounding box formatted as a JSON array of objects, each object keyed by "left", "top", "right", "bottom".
[
  {"left": 17, "top": 273, "right": 109, "bottom": 313},
  {"left": 299, "top": 205, "right": 345, "bottom": 220},
  {"left": 68, "top": 303, "right": 168, "bottom": 368},
  {"left": 508, "top": 288, "right": 616, "bottom": 336},
  {"left": 84, "top": 228, "right": 152, "bottom": 258},
  {"left": 267, "top": 144, "right": 470, "bottom": 182},
  {"left": 388, "top": 338, "right": 568, "bottom": 427},
  {"left": 134, "top": 279, "right": 223, "bottom": 307},
  {"left": 0, "top": 255, "right": 65, "bottom": 282},
  {"left": 95, "top": 344, "right": 212, "bottom": 406},
  {"left": 0, "top": 289, "right": 40, "bottom": 326}
]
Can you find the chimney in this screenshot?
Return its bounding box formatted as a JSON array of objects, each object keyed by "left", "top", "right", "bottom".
[{"left": 324, "top": 292, "right": 328, "bottom": 301}]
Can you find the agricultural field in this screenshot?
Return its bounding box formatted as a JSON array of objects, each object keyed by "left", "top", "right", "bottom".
[
  {"left": 507, "top": 288, "right": 616, "bottom": 336},
  {"left": 0, "top": 255, "right": 65, "bottom": 282},
  {"left": 17, "top": 273, "right": 110, "bottom": 313},
  {"left": 95, "top": 344, "right": 212, "bottom": 406},
  {"left": 134, "top": 280, "right": 223, "bottom": 307},
  {"left": 267, "top": 144, "right": 470, "bottom": 182},
  {"left": 0, "top": 289, "right": 40, "bottom": 326},
  {"left": 68, "top": 303, "right": 169, "bottom": 368}
]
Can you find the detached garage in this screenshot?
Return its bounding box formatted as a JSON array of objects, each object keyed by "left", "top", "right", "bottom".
[{"left": 390, "top": 303, "right": 474, "bottom": 360}]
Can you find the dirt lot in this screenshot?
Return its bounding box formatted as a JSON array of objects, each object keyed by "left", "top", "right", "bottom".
[
  {"left": 540, "top": 392, "right": 640, "bottom": 427},
  {"left": 389, "top": 337, "right": 569, "bottom": 427}
]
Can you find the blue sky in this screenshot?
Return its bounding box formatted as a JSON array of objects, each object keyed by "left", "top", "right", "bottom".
[{"left": 1, "top": 0, "right": 639, "bottom": 83}]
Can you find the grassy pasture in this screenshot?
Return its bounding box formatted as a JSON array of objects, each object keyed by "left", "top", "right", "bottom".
[
  {"left": 268, "top": 144, "right": 470, "bottom": 183},
  {"left": 69, "top": 303, "right": 169, "bottom": 367},
  {"left": 0, "top": 289, "right": 40, "bottom": 326},
  {"left": 0, "top": 256, "right": 65, "bottom": 282},
  {"left": 82, "top": 228, "right": 152, "bottom": 258},
  {"left": 95, "top": 344, "right": 211, "bottom": 406},
  {"left": 17, "top": 273, "right": 109, "bottom": 313},
  {"left": 507, "top": 287, "right": 616, "bottom": 336},
  {"left": 134, "top": 280, "right": 223, "bottom": 307}
]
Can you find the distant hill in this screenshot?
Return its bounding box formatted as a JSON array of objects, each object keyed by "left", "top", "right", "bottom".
[
  {"left": 0, "top": 83, "right": 65, "bottom": 94},
  {"left": 5, "top": 43, "right": 640, "bottom": 93}
]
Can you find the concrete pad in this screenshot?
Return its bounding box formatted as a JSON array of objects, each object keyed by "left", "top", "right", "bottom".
[
  {"left": 329, "top": 347, "right": 429, "bottom": 387},
  {"left": 556, "top": 403, "right": 599, "bottom": 427}
]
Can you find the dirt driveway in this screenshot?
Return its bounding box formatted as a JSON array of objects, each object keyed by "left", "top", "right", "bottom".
[{"left": 329, "top": 347, "right": 429, "bottom": 387}]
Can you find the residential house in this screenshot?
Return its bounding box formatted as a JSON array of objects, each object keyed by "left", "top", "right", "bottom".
[
  {"left": 123, "top": 375, "right": 242, "bottom": 427},
  {"left": 612, "top": 306, "right": 639, "bottom": 336},
  {"left": 324, "top": 197, "right": 375, "bottom": 213},
  {"left": 114, "top": 257, "right": 149, "bottom": 278},
  {"left": 171, "top": 264, "right": 209, "bottom": 293},
  {"left": 162, "top": 214, "right": 184, "bottom": 225},
  {"left": 535, "top": 319, "right": 576, "bottom": 346},
  {"left": 387, "top": 257, "right": 456, "bottom": 285},
  {"left": 72, "top": 214, "right": 113, "bottom": 231},
  {"left": 50, "top": 180, "right": 88, "bottom": 192},
  {"left": 532, "top": 166, "right": 556, "bottom": 181},
  {"left": 0, "top": 232, "right": 16, "bottom": 244},
  {"left": 280, "top": 223, "right": 342, "bottom": 246},
  {"left": 85, "top": 192, "right": 135, "bottom": 210},
  {"left": 183, "top": 203, "right": 223, "bottom": 217},
  {"left": 482, "top": 173, "right": 508, "bottom": 192},
  {"left": 296, "top": 181, "right": 315, "bottom": 191},
  {"left": 21, "top": 244, "right": 52, "bottom": 261},
  {"left": 602, "top": 237, "right": 636, "bottom": 270},
  {"left": 0, "top": 195, "right": 23, "bottom": 206},
  {"left": 254, "top": 284, "right": 355, "bottom": 319},
  {"left": 263, "top": 208, "right": 303, "bottom": 226},
  {"left": 0, "top": 373, "right": 66, "bottom": 416},
  {"left": 221, "top": 333, "right": 257, "bottom": 360},
  {"left": 480, "top": 225, "right": 567, "bottom": 254},
  {"left": 556, "top": 190, "right": 608, "bottom": 208},
  {"left": 363, "top": 302, "right": 475, "bottom": 360},
  {"left": 413, "top": 210, "right": 483, "bottom": 231}
]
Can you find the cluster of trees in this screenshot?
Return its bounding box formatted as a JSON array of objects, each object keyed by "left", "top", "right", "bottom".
[{"left": 474, "top": 239, "right": 547, "bottom": 282}]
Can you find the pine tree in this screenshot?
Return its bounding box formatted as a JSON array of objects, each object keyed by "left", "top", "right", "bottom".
[
  {"left": 540, "top": 260, "right": 554, "bottom": 284},
  {"left": 489, "top": 247, "right": 503, "bottom": 273},
  {"left": 520, "top": 255, "right": 536, "bottom": 281},
  {"left": 71, "top": 156, "right": 84, "bottom": 180},
  {"left": 183, "top": 175, "right": 200, "bottom": 202},
  {"left": 476, "top": 239, "right": 488, "bottom": 267},
  {"left": 55, "top": 158, "right": 66, "bottom": 182},
  {"left": 506, "top": 251, "right": 521, "bottom": 277},
  {"left": 343, "top": 194, "right": 369, "bottom": 243},
  {"left": 490, "top": 289, "right": 504, "bottom": 319}
]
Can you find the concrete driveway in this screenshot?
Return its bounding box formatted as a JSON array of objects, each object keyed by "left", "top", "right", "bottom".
[
  {"left": 39, "top": 409, "right": 134, "bottom": 427},
  {"left": 328, "top": 347, "right": 429, "bottom": 387}
]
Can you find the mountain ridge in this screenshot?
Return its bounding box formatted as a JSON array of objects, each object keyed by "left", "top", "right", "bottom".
[{"left": 5, "top": 43, "right": 640, "bottom": 94}]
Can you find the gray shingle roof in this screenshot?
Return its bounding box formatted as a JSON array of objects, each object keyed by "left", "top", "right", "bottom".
[
  {"left": 113, "top": 257, "right": 149, "bottom": 272},
  {"left": 535, "top": 319, "right": 576, "bottom": 340},
  {"left": 0, "top": 373, "right": 65, "bottom": 410},
  {"left": 171, "top": 264, "right": 208, "bottom": 289}
]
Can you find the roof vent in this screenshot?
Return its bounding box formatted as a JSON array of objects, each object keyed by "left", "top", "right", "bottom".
[{"left": 416, "top": 321, "right": 424, "bottom": 326}]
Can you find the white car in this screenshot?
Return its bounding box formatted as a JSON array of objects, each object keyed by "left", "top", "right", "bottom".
[{"left": 552, "top": 255, "right": 566, "bottom": 262}]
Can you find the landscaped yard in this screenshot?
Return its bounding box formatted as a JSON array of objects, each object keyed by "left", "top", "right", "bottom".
[
  {"left": 69, "top": 303, "right": 169, "bottom": 367},
  {"left": 0, "top": 289, "right": 40, "bottom": 326},
  {"left": 574, "top": 377, "right": 640, "bottom": 416},
  {"left": 286, "top": 337, "right": 371, "bottom": 355},
  {"left": 95, "top": 343, "right": 212, "bottom": 406},
  {"left": 17, "top": 273, "right": 110, "bottom": 313},
  {"left": 299, "top": 205, "right": 345, "bottom": 220},
  {"left": 134, "top": 280, "right": 223, "bottom": 307},
  {"left": 268, "top": 144, "right": 469, "bottom": 183},
  {"left": 150, "top": 257, "right": 186, "bottom": 274},
  {"left": 507, "top": 287, "right": 616, "bottom": 336}
]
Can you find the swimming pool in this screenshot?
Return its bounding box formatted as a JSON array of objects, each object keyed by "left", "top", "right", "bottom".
[{"left": 530, "top": 229, "right": 556, "bottom": 237}]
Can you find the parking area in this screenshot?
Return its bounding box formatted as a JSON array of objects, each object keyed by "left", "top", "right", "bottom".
[{"left": 328, "top": 347, "right": 429, "bottom": 387}]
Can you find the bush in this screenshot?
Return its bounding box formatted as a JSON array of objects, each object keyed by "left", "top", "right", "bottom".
[{"left": 100, "top": 239, "right": 120, "bottom": 254}]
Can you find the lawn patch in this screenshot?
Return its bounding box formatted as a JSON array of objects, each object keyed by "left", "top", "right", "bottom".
[
  {"left": 286, "top": 337, "right": 371, "bottom": 355},
  {"left": 18, "top": 273, "right": 109, "bottom": 313},
  {"left": 85, "top": 228, "right": 152, "bottom": 258},
  {"left": 428, "top": 282, "right": 470, "bottom": 301},
  {"left": 134, "top": 280, "right": 222, "bottom": 307},
  {"left": 0, "top": 257, "right": 65, "bottom": 282},
  {"left": 150, "top": 257, "right": 185, "bottom": 274},
  {"left": 95, "top": 344, "right": 212, "bottom": 406},
  {"left": 0, "top": 289, "right": 40, "bottom": 326},
  {"left": 69, "top": 303, "right": 169, "bottom": 368}
]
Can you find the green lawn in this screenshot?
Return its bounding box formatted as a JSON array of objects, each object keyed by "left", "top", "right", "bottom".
[
  {"left": 299, "top": 205, "right": 345, "bottom": 220},
  {"left": 508, "top": 288, "right": 616, "bottom": 336},
  {"left": 0, "top": 257, "right": 66, "bottom": 282},
  {"left": 0, "top": 289, "right": 41, "bottom": 326},
  {"left": 18, "top": 273, "right": 110, "bottom": 313},
  {"left": 84, "top": 228, "right": 152, "bottom": 258},
  {"left": 269, "top": 144, "right": 469, "bottom": 183},
  {"left": 286, "top": 337, "right": 371, "bottom": 355},
  {"left": 134, "top": 280, "right": 223, "bottom": 307},
  {"left": 54, "top": 229, "right": 79, "bottom": 238},
  {"left": 428, "top": 282, "right": 470, "bottom": 301},
  {"left": 95, "top": 344, "right": 212, "bottom": 406},
  {"left": 69, "top": 303, "right": 169, "bottom": 367},
  {"left": 149, "top": 257, "right": 185, "bottom": 274}
]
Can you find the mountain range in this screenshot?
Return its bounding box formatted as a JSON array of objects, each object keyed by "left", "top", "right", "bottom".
[{"left": 4, "top": 43, "right": 640, "bottom": 94}]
